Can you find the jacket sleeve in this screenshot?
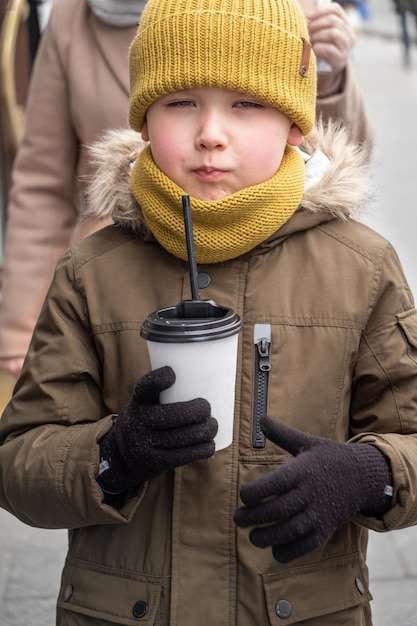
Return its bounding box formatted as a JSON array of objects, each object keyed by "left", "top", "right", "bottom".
[
  {"left": 315, "top": 62, "right": 374, "bottom": 156},
  {"left": 0, "top": 4, "right": 81, "bottom": 361},
  {"left": 0, "top": 250, "right": 144, "bottom": 529},
  {"left": 349, "top": 243, "right": 417, "bottom": 531}
]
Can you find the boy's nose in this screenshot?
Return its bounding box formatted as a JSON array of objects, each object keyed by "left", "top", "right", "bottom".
[{"left": 195, "top": 111, "right": 227, "bottom": 150}]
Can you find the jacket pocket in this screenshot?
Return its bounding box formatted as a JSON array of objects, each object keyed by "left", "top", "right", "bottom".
[
  {"left": 262, "top": 554, "right": 371, "bottom": 625},
  {"left": 57, "top": 558, "right": 163, "bottom": 625},
  {"left": 397, "top": 309, "right": 417, "bottom": 363}
]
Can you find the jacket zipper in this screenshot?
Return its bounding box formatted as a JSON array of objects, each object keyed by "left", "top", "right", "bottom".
[{"left": 252, "top": 323, "right": 271, "bottom": 449}]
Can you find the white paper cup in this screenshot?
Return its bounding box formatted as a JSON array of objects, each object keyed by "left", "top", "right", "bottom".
[{"left": 140, "top": 300, "right": 241, "bottom": 451}]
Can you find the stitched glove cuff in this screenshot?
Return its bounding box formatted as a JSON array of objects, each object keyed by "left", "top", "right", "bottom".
[
  {"left": 98, "top": 427, "right": 140, "bottom": 495},
  {"left": 354, "top": 443, "right": 393, "bottom": 517}
]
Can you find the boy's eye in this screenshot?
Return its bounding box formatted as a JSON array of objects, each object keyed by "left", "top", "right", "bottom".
[
  {"left": 167, "top": 100, "right": 194, "bottom": 107},
  {"left": 235, "top": 101, "right": 263, "bottom": 108}
]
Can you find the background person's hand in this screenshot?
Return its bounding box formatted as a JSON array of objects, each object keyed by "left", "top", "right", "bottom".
[
  {"left": 98, "top": 366, "right": 218, "bottom": 494},
  {"left": 303, "top": 2, "right": 356, "bottom": 98},
  {"left": 234, "top": 416, "right": 392, "bottom": 563},
  {"left": 0, "top": 357, "right": 25, "bottom": 379}
]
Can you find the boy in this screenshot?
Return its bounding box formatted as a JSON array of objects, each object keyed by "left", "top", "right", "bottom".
[
  {"left": 0, "top": 0, "right": 370, "bottom": 383},
  {"left": 1, "top": 1, "right": 417, "bottom": 625}
]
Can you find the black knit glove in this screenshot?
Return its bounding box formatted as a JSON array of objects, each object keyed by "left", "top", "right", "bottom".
[
  {"left": 98, "top": 366, "right": 218, "bottom": 494},
  {"left": 234, "top": 416, "right": 392, "bottom": 563}
]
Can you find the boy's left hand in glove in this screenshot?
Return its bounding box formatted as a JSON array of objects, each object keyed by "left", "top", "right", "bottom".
[{"left": 234, "top": 415, "right": 392, "bottom": 563}]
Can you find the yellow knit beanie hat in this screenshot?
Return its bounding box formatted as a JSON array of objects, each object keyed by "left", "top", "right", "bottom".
[{"left": 129, "top": 0, "right": 317, "bottom": 136}]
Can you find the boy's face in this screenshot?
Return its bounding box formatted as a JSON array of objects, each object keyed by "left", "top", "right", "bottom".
[{"left": 142, "top": 87, "right": 302, "bottom": 202}]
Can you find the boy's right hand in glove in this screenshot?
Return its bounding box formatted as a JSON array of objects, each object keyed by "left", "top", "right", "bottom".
[{"left": 97, "top": 366, "right": 218, "bottom": 495}]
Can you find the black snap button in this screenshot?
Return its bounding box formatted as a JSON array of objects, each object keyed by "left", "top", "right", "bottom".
[
  {"left": 63, "top": 584, "right": 74, "bottom": 602},
  {"left": 197, "top": 271, "right": 211, "bottom": 289},
  {"left": 275, "top": 599, "right": 292, "bottom": 619},
  {"left": 355, "top": 577, "right": 366, "bottom": 595},
  {"left": 132, "top": 600, "right": 149, "bottom": 619}
]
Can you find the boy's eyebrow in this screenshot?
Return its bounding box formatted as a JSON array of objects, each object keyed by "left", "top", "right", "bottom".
[{"left": 300, "top": 38, "right": 312, "bottom": 77}]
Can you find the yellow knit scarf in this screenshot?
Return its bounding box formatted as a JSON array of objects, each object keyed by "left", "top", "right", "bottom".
[{"left": 130, "top": 145, "right": 305, "bottom": 264}]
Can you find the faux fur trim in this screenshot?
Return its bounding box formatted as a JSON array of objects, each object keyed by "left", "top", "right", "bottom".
[
  {"left": 84, "top": 120, "right": 372, "bottom": 230},
  {"left": 300, "top": 119, "right": 372, "bottom": 220},
  {"left": 84, "top": 129, "right": 148, "bottom": 234}
]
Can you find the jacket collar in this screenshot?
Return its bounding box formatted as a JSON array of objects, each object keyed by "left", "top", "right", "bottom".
[{"left": 88, "top": 10, "right": 137, "bottom": 98}]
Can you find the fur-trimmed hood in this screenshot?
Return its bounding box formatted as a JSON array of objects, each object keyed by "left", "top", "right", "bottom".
[{"left": 84, "top": 120, "right": 371, "bottom": 240}]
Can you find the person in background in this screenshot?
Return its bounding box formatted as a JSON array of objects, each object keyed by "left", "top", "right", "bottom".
[
  {"left": 392, "top": 0, "right": 417, "bottom": 66},
  {"left": 301, "top": 0, "right": 371, "bottom": 140},
  {"left": 1, "top": 1, "right": 417, "bottom": 624},
  {"left": 0, "top": 0, "right": 145, "bottom": 379},
  {"left": 0, "top": 0, "right": 373, "bottom": 379}
]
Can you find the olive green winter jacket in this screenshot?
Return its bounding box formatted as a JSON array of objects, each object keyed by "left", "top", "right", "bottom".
[{"left": 1, "top": 124, "right": 417, "bottom": 626}]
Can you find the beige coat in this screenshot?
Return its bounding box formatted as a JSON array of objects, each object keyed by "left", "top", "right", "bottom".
[
  {"left": 0, "top": 0, "right": 137, "bottom": 359},
  {"left": 0, "top": 124, "right": 416, "bottom": 626},
  {"left": 0, "top": 0, "right": 373, "bottom": 363}
]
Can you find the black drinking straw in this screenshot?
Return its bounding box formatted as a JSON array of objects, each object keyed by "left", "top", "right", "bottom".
[{"left": 182, "top": 195, "right": 201, "bottom": 301}]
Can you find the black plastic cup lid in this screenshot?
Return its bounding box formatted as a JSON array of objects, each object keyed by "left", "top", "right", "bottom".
[{"left": 140, "top": 300, "right": 242, "bottom": 343}]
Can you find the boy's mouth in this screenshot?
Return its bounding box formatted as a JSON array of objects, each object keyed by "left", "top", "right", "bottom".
[{"left": 193, "top": 167, "right": 227, "bottom": 181}]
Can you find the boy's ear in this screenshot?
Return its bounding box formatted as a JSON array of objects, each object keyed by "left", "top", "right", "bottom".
[
  {"left": 141, "top": 121, "right": 149, "bottom": 142},
  {"left": 287, "top": 123, "right": 303, "bottom": 147}
]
